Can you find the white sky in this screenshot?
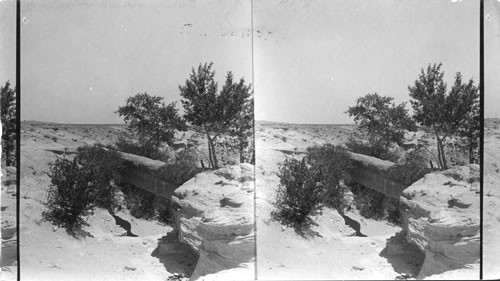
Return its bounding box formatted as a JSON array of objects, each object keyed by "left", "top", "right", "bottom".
[
  {"left": 254, "top": 0, "right": 480, "bottom": 124},
  {"left": 1, "top": 0, "right": 492, "bottom": 123},
  {"left": 485, "top": 0, "right": 500, "bottom": 118},
  {"left": 0, "top": 0, "right": 16, "bottom": 85},
  {"left": 20, "top": 0, "right": 252, "bottom": 123}
]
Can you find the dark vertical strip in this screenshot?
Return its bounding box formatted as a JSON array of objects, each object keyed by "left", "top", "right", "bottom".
[
  {"left": 15, "top": 0, "right": 21, "bottom": 280},
  {"left": 251, "top": 0, "right": 257, "bottom": 280},
  {"left": 479, "top": 0, "right": 484, "bottom": 279}
]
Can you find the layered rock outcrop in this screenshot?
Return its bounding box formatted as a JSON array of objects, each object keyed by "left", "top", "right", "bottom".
[
  {"left": 400, "top": 165, "right": 480, "bottom": 279},
  {"left": 171, "top": 164, "right": 255, "bottom": 281}
]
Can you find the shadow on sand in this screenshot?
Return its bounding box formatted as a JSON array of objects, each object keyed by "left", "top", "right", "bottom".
[
  {"left": 379, "top": 230, "right": 425, "bottom": 279},
  {"left": 151, "top": 231, "right": 199, "bottom": 278}
]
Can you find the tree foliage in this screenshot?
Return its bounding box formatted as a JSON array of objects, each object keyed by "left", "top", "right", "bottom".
[
  {"left": 116, "top": 92, "right": 187, "bottom": 156},
  {"left": 1, "top": 81, "right": 16, "bottom": 166},
  {"left": 179, "top": 62, "right": 252, "bottom": 168},
  {"left": 347, "top": 93, "right": 416, "bottom": 151},
  {"left": 408, "top": 63, "right": 479, "bottom": 169}
]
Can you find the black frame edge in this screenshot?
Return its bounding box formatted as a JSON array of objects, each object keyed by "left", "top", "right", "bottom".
[
  {"left": 15, "top": 0, "right": 21, "bottom": 280},
  {"left": 479, "top": 0, "right": 484, "bottom": 280}
]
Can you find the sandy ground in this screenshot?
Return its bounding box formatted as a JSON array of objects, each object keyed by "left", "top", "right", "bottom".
[
  {"left": 9, "top": 119, "right": 496, "bottom": 280},
  {"left": 483, "top": 118, "right": 500, "bottom": 280},
  {"left": 18, "top": 121, "right": 203, "bottom": 281},
  {"left": 255, "top": 121, "right": 423, "bottom": 280}
]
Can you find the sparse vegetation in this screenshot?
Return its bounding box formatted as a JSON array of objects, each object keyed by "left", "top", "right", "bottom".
[
  {"left": 347, "top": 93, "right": 416, "bottom": 151},
  {"left": 272, "top": 144, "right": 352, "bottom": 231},
  {"left": 116, "top": 92, "right": 187, "bottom": 156},
  {"left": 1, "top": 81, "right": 16, "bottom": 167},
  {"left": 43, "top": 144, "right": 123, "bottom": 231},
  {"left": 179, "top": 62, "right": 253, "bottom": 168},
  {"left": 408, "top": 63, "right": 479, "bottom": 169}
]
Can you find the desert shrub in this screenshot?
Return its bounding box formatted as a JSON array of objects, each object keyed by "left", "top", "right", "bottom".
[
  {"left": 305, "top": 144, "right": 352, "bottom": 210},
  {"left": 272, "top": 144, "right": 352, "bottom": 231},
  {"left": 75, "top": 145, "right": 124, "bottom": 209},
  {"left": 44, "top": 157, "right": 95, "bottom": 230},
  {"left": 43, "top": 144, "right": 124, "bottom": 230},
  {"left": 272, "top": 158, "right": 324, "bottom": 230}
]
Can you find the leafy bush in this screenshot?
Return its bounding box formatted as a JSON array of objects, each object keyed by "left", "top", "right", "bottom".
[
  {"left": 75, "top": 145, "right": 124, "bottom": 209},
  {"left": 272, "top": 144, "right": 352, "bottom": 231},
  {"left": 44, "top": 157, "right": 95, "bottom": 230},
  {"left": 43, "top": 144, "right": 123, "bottom": 231},
  {"left": 305, "top": 144, "right": 352, "bottom": 210},
  {"left": 272, "top": 157, "right": 324, "bottom": 230}
]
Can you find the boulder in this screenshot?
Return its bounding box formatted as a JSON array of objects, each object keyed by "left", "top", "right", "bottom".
[
  {"left": 171, "top": 164, "right": 255, "bottom": 281},
  {"left": 400, "top": 165, "right": 480, "bottom": 279}
]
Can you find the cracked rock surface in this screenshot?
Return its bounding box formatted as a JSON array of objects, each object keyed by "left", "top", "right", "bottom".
[
  {"left": 400, "top": 165, "right": 480, "bottom": 279},
  {"left": 171, "top": 164, "right": 255, "bottom": 281}
]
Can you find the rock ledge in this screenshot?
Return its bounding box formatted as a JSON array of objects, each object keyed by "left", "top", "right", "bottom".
[{"left": 171, "top": 164, "right": 255, "bottom": 281}]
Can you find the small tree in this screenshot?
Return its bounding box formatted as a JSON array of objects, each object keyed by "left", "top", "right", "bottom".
[
  {"left": 1, "top": 81, "right": 16, "bottom": 167},
  {"left": 116, "top": 93, "right": 187, "bottom": 157},
  {"left": 227, "top": 88, "right": 254, "bottom": 164},
  {"left": 448, "top": 73, "right": 480, "bottom": 164},
  {"left": 179, "top": 63, "right": 252, "bottom": 168},
  {"left": 408, "top": 63, "right": 479, "bottom": 169},
  {"left": 347, "top": 93, "right": 416, "bottom": 151}
]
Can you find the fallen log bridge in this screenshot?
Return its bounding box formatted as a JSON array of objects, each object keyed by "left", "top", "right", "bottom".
[
  {"left": 45, "top": 146, "right": 409, "bottom": 199},
  {"left": 117, "top": 152, "right": 180, "bottom": 199}
]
